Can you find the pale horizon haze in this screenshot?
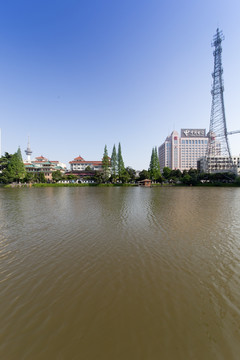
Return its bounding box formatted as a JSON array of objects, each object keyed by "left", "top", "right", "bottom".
[{"left": 0, "top": 0, "right": 240, "bottom": 170}]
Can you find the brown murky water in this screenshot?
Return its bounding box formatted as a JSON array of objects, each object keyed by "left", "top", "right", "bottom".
[{"left": 0, "top": 186, "right": 240, "bottom": 360}]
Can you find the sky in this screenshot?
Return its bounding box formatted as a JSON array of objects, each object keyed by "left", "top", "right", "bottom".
[{"left": 0, "top": 0, "right": 240, "bottom": 170}]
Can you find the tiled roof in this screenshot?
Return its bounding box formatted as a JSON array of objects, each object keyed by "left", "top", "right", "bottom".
[
  {"left": 24, "top": 163, "right": 35, "bottom": 167},
  {"left": 74, "top": 156, "right": 85, "bottom": 161},
  {"left": 69, "top": 155, "right": 105, "bottom": 165},
  {"left": 33, "top": 161, "right": 51, "bottom": 164},
  {"left": 69, "top": 160, "right": 102, "bottom": 165},
  {"left": 35, "top": 155, "right": 48, "bottom": 160}
]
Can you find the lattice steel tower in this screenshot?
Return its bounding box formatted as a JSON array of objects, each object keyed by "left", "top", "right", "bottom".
[{"left": 207, "top": 29, "right": 232, "bottom": 163}]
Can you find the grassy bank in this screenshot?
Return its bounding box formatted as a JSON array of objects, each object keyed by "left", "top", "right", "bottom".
[
  {"left": 32, "top": 183, "right": 138, "bottom": 187},
  {"left": 1, "top": 182, "right": 138, "bottom": 188},
  {"left": 174, "top": 181, "right": 240, "bottom": 187},
  {"left": 2, "top": 182, "right": 240, "bottom": 188}
]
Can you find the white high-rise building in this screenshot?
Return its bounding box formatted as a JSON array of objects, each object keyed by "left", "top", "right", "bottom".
[{"left": 158, "top": 129, "right": 209, "bottom": 171}]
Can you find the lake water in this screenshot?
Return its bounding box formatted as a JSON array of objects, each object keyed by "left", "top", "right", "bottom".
[{"left": 1, "top": 186, "right": 240, "bottom": 360}]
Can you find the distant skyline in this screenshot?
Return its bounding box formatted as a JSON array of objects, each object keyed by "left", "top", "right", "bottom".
[{"left": 1, "top": 0, "right": 240, "bottom": 169}]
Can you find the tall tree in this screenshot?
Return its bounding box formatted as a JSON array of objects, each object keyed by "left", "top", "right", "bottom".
[
  {"left": 117, "top": 143, "right": 125, "bottom": 181},
  {"left": 17, "top": 146, "right": 23, "bottom": 161},
  {"left": 154, "top": 146, "right": 161, "bottom": 179},
  {"left": 10, "top": 152, "right": 26, "bottom": 182},
  {"left": 149, "top": 148, "right": 154, "bottom": 178},
  {"left": 102, "top": 145, "right": 110, "bottom": 182},
  {"left": 111, "top": 144, "right": 117, "bottom": 182},
  {"left": 149, "top": 147, "right": 161, "bottom": 182},
  {"left": 1, "top": 151, "right": 26, "bottom": 183}
]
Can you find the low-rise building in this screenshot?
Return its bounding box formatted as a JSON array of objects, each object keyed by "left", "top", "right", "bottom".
[
  {"left": 24, "top": 155, "right": 66, "bottom": 181},
  {"left": 197, "top": 155, "right": 240, "bottom": 175},
  {"left": 69, "top": 155, "right": 104, "bottom": 171}
]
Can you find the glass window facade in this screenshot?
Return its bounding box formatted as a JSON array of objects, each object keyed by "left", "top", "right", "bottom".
[{"left": 158, "top": 129, "right": 209, "bottom": 171}]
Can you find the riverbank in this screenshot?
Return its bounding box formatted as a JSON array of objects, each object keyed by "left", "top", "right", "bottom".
[
  {"left": 3, "top": 182, "right": 139, "bottom": 188},
  {"left": 2, "top": 182, "right": 240, "bottom": 188}
]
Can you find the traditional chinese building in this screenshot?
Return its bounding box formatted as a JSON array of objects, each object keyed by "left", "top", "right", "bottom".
[{"left": 24, "top": 155, "right": 66, "bottom": 181}]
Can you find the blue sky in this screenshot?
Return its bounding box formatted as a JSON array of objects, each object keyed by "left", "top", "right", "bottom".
[{"left": 0, "top": 0, "right": 240, "bottom": 169}]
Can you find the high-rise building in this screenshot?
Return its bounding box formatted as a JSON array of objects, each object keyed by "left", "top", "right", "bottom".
[{"left": 158, "top": 129, "right": 209, "bottom": 171}]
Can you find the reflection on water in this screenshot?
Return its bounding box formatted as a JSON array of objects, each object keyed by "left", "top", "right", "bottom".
[{"left": 1, "top": 187, "right": 240, "bottom": 359}]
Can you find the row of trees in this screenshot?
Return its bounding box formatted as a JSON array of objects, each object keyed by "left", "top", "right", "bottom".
[
  {"left": 160, "top": 167, "right": 238, "bottom": 185},
  {"left": 101, "top": 143, "right": 134, "bottom": 183},
  {"left": 137, "top": 166, "right": 239, "bottom": 185}
]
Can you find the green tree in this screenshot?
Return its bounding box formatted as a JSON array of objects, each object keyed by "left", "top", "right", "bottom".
[
  {"left": 153, "top": 146, "right": 161, "bottom": 181},
  {"left": 171, "top": 169, "right": 182, "bottom": 180},
  {"left": 39, "top": 173, "right": 46, "bottom": 183},
  {"left": 102, "top": 145, "right": 110, "bottom": 182},
  {"left": 162, "top": 167, "right": 172, "bottom": 180},
  {"left": 111, "top": 144, "right": 117, "bottom": 183},
  {"left": 85, "top": 165, "right": 92, "bottom": 171},
  {"left": 235, "top": 176, "right": 240, "bottom": 185},
  {"left": 0, "top": 153, "right": 12, "bottom": 172},
  {"left": 66, "top": 174, "right": 77, "bottom": 181},
  {"left": 149, "top": 149, "right": 154, "bottom": 176},
  {"left": 118, "top": 168, "right": 130, "bottom": 183},
  {"left": 33, "top": 172, "right": 46, "bottom": 183},
  {"left": 187, "top": 168, "right": 198, "bottom": 185},
  {"left": 138, "top": 169, "right": 150, "bottom": 181},
  {"left": 125, "top": 167, "right": 136, "bottom": 182},
  {"left": 52, "top": 170, "right": 63, "bottom": 182},
  {"left": 117, "top": 143, "right": 125, "bottom": 182},
  {"left": 17, "top": 146, "right": 23, "bottom": 161},
  {"left": 182, "top": 173, "right": 192, "bottom": 185},
  {"left": 1, "top": 151, "right": 26, "bottom": 183},
  {"left": 93, "top": 170, "right": 102, "bottom": 184},
  {"left": 24, "top": 172, "right": 34, "bottom": 183},
  {"left": 149, "top": 147, "right": 161, "bottom": 182}
]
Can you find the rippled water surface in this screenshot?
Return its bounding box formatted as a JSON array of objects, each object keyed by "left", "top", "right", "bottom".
[{"left": 1, "top": 186, "right": 240, "bottom": 359}]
